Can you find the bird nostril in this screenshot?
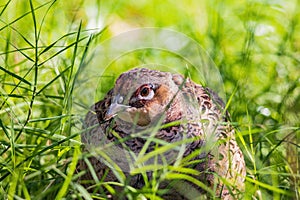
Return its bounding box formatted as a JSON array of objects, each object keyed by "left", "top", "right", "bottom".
[{"left": 117, "top": 96, "right": 124, "bottom": 104}]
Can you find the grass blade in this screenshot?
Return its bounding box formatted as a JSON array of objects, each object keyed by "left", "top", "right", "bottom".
[{"left": 0, "top": 66, "right": 31, "bottom": 86}]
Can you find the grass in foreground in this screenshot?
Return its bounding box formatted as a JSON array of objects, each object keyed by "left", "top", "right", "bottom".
[{"left": 0, "top": 0, "right": 299, "bottom": 199}]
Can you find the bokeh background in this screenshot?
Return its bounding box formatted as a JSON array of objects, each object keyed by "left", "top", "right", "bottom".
[{"left": 0, "top": 0, "right": 299, "bottom": 199}]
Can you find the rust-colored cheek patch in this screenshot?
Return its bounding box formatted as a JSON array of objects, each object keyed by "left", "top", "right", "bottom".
[
  {"left": 128, "top": 85, "right": 171, "bottom": 126},
  {"left": 153, "top": 85, "right": 170, "bottom": 105}
]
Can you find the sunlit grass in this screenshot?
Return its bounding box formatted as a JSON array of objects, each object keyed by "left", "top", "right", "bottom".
[{"left": 0, "top": 0, "right": 299, "bottom": 199}]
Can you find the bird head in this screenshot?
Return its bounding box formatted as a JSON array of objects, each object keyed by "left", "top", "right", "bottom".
[{"left": 104, "top": 68, "right": 185, "bottom": 127}]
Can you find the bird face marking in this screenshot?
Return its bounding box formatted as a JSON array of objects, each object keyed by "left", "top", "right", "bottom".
[
  {"left": 137, "top": 84, "right": 155, "bottom": 100},
  {"left": 129, "top": 83, "right": 158, "bottom": 108}
]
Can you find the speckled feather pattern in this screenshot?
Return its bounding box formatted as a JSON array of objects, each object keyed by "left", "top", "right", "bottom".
[{"left": 77, "top": 68, "right": 246, "bottom": 199}]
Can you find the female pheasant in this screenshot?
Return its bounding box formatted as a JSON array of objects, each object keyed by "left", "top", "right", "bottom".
[{"left": 78, "top": 68, "right": 246, "bottom": 199}]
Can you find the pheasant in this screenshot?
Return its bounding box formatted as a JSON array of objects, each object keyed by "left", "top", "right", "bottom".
[{"left": 77, "top": 68, "right": 246, "bottom": 199}]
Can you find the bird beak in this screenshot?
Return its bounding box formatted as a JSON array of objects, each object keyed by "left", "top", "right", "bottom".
[
  {"left": 104, "top": 95, "right": 151, "bottom": 125},
  {"left": 104, "top": 102, "right": 131, "bottom": 121}
]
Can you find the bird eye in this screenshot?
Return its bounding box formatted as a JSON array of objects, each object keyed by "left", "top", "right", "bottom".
[
  {"left": 140, "top": 87, "right": 150, "bottom": 97},
  {"left": 138, "top": 84, "right": 155, "bottom": 100}
]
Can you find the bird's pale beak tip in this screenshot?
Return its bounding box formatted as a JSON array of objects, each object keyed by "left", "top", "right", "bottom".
[{"left": 104, "top": 114, "right": 116, "bottom": 121}]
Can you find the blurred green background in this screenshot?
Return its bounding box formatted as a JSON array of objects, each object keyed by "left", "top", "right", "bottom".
[{"left": 0, "top": 0, "right": 299, "bottom": 199}]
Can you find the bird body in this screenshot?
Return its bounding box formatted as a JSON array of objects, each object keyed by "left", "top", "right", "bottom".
[{"left": 78, "top": 68, "right": 246, "bottom": 199}]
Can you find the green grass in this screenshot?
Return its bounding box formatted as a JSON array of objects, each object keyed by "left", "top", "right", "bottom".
[{"left": 0, "top": 0, "right": 299, "bottom": 199}]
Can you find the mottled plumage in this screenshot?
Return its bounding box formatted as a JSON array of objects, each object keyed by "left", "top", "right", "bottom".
[{"left": 77, "top": 68, "right": 246, "bottom": 199}]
